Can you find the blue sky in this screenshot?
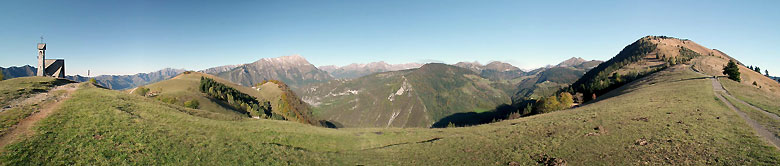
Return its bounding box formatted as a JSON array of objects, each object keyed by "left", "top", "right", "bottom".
[{"left": 1, "top": 0, "right": 778, "bottom": 76}]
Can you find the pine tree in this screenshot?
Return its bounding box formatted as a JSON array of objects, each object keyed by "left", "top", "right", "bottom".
[{"left": 723, "top": 60, "right": 741, "bottom": 82}]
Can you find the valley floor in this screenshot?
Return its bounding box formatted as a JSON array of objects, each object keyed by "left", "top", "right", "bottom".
[{"left": 1, "top": 65, "right": 779, "bottom": 165}]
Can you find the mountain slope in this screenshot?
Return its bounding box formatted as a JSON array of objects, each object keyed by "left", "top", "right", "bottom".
[
  {"left": 509, "top": 58, "right": 601, "bottom": 103},
  {"left": 301, "top": 63, "right": 511, "bottom": 127},
  {"left": 217, "top": 55, "right": 332, "bottom": 89}
]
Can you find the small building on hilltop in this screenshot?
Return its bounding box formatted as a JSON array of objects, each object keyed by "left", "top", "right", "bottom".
[{"left": 36, "top": 43, "right": 65, "bottom": 78}]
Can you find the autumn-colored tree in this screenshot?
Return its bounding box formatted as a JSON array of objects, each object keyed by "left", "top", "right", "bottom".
[
  {"left": 558, "top": 92, "right": 574, "bottom": 109},
  {"left": 534, "top": 96, "right": 560, "bottom": 114}
]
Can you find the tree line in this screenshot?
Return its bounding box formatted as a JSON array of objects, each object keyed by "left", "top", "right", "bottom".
[{"left": 199, "top": 77, "right": 278, "bottom": 119}]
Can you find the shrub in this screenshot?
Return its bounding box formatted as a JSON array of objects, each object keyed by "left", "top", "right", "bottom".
[
  {"left": 89, "top": 78, "right": 97, "bottom": 84},
  {"left": 184, "top": 99, "right": 200, "bottom": 109},
  {"left": 134, "top": 86, "right": 150, "bottom": 96}
]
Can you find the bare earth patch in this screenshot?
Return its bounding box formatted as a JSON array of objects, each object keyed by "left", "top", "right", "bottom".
[{"left": 0, "top": 83, "right": 79, "bottom": 151}]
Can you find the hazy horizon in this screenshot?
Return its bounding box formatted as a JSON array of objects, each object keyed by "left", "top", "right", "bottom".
[{"left": 2, "top": 0, "right": 778, "bottom": 76}]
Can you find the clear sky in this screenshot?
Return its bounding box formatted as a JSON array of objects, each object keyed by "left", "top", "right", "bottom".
[{"left": 1, "top": 0, "right": 778, "bottom": 76}]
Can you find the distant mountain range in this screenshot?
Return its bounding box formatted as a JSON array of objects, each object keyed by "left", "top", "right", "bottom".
[
  {"left": 199, "top": 64, "right": 240, "bottom": 75},
  {"left": 454, "top": 61, "right": 525, "bottom": 80},
  {"left": 68, "top": 68, "right": 187, "bottom": 90},
  {"left": 0, "top": 65, "right": 36, "bottom": 79},
  {"left": 0, "top": 65, "right": 184, "bottom": 90},
  {"left": 300, "top": 63, "right": 512, "bottom": 127},
  {"left": 296, "top": 57, "right": 601, "bottom": 127},
  {"left": 319, "top": 61, "right": 422, "bottom": 79}
]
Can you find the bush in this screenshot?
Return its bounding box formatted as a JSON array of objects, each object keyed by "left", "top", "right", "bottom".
[
  {"left": 159, "top": 96, "right": 178, "bottom": 105},
  {"left": 184, "top": 99, "right": 199, "bottom": 109},
  {"left": 134, "top": 86, "right": 150, "bottom": 96},
  {"left": 89, "top": 78, "right": 97, "bottom": 84}
]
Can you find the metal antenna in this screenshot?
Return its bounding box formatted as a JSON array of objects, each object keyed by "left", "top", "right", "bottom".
[{"left": 40, "top": 35, "right": 44, "bottom": 43}]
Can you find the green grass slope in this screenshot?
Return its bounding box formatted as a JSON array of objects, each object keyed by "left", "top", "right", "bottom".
[
  {"left": 301, "top": 63, "right": 511, "bottom": 127},
  {"left": 141, "top": 72, "right": 317, "bottom": 124},
  {"left": 1, "top": 65, "right": 778, "bottom": 165}
]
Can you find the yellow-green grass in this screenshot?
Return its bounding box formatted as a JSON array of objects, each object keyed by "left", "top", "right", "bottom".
[
  {"left": 720, "top": 78, "right": 780, "bottom": 116},
  {"left": 1, "top": 66, "right": 779, "bottom": 165}
]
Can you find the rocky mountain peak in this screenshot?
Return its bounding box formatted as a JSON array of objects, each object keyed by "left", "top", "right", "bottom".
[
  {"left": 259, "top": 54, "right": 311, "bottom": 66},
  {"left": 556, "top": 57, "right": 587, "bottom": 67}
]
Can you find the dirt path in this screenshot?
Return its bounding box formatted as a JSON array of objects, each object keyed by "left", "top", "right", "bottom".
[
  {"left": 0, "top": 83, "right": 80, "bottom": 150},
  {"left": 720, "top": 89, "right": 780, "bottom": 122},
  {"left": 711, "top": 78, "right": 780, "bottom": 149}
]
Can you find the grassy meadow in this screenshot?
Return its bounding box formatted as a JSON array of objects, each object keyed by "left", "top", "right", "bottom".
[{"left": 1, "top": 64, "right": 778, "bottom": 165}]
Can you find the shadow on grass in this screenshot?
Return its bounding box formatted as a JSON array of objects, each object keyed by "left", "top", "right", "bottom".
[{"left": 431, "top": 104, "right": 516, "bottom": 128}]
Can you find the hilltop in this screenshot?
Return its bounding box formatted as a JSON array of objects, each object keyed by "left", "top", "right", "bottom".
[
  {"left": 139, "top": 72, "right": 317, "bottom": 125},
  {"left": 571, "top": 36, "right": 780, "bottom": 102}
]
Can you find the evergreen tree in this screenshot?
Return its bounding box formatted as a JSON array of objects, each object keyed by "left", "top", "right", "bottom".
[
  {"left": 766, "top": 69, "right": 769, "bottom": 76},
  {"left": 723, "top": 60, "right": 741, "bottom": 82},
  {"left": 755, "top": 66, "right": 761, "bottom": 73}
]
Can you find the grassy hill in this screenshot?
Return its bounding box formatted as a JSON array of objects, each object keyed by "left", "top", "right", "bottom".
[
  {"left": 569, "top": 36, "right": 759, "bottom": 102},
  {"left": 139, "top": 72, "right": 317, "bottom": 124},
  {"left": 300, "top": 63, "right": 511, "bottom": 128},
  {"left": 1, "top": 63, "right": 779, "bottom": 165}
]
